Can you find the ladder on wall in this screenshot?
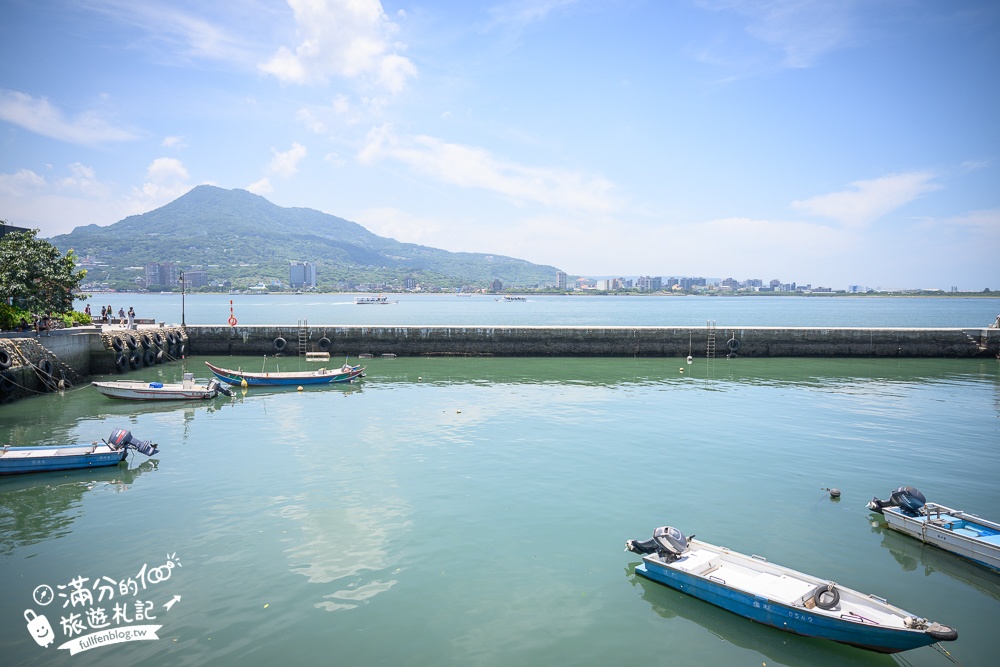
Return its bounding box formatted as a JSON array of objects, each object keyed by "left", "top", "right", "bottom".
[
  {"left": 297, "top": 319, "right": 308, "bottom": 357},
  {"left": 706, "top": 320, "right": 716, "bottom": 358}
]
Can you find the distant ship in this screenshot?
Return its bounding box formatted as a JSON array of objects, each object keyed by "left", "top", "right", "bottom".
[{"left": 354, "top": 294, "right": 398, "bottom": 305}]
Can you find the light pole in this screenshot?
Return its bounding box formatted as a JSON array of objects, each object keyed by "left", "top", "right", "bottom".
[{"left": 179, "top": 271, "right": 186, "bottom": 326}]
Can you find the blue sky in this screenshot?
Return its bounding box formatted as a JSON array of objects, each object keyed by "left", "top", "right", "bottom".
[{"left": 1, "top": 0, "right": 997, "bottom": 290}]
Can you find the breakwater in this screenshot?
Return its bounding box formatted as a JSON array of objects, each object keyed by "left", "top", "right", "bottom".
[
  {"left": 185, "top": 325, "right": 1000, "bottom": 359},
  {"left": 2, "top": 325, "right": 997, "bottom": 403}
]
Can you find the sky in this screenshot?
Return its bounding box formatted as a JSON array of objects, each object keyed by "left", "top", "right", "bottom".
[{"left": 0, "top": 0, "right": 997, "bottom": 291}]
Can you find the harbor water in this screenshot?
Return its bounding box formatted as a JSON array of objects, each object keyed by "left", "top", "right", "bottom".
[
  {"left": 87, "top": 293, "right": 1000, "bottom": 328},
  {"left": 2, "top": 297, "right": 999, "bottom": 666}
]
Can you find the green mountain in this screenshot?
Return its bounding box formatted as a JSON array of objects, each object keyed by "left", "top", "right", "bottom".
[{"left": 48, "top": 185, "right": 561, "bottom": 291}]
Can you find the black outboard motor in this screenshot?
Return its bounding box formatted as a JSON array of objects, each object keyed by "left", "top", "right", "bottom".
[
  {"left": 626, "top": 526, "right": 692, "bottom": 560},
  {"left": 107, "top": 429, "right": 159, "bottom": 457},
  {"left": 867, "top": 486, "right": 926, "bottom": 515}
]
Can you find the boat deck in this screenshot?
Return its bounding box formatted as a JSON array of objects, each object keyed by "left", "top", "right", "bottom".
[{"left": 899, "top": 510, "right": 1000, "bottom": 544}]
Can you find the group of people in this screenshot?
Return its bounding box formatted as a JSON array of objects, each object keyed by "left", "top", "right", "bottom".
[{"left": 89, "top": 304, "right": 136, "bottom": 328}]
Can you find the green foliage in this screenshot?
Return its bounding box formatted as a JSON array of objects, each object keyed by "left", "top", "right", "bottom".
[
  {"left": 0, "top": 229, "right": 88, "bottom": 314},
  {"left": 49, "top": 185, "right": 560, "bottom": 290},
  {"left": 0, "top": 302, "right": 32, "bottom": 331}
]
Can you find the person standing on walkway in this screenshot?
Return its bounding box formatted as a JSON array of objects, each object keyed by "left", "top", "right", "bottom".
[
  {"left": 118, "top": 307, "right": 126, "bottom": 327},
  {"left": 127, "top": 306, "right": 135, "bottom": 329},
  {"left": 85, "top": 304, "right": 92, "bottom": 318}
]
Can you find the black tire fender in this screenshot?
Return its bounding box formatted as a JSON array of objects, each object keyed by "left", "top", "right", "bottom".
[
  {"left": 115, "top": 354, "right": 129, "bottom": 373},
  {"left": 112, "top": 336, "right": 124, "bottom": 352},
  {"left": 812, "top": 584, "right": 840, "bottom": 610},
  {"left": 129, "top": 352, "right": 142, "bottom": 370},
  {"left": 37, "top": 358, "right": 54, "bottom": 377},
  {"left": 726, "top": 337, "right": 740, "bottom": 352},
  {"left": 126, "top": 334, "right": 139, "bottom": 350},
  {"left": 274, "top": 337, "right": 287, "bottom": 351},
  {"left": 318, "top": 337, "right": 332, "bottom": 351},
  {"left": 0, "top": 348, "right": 12, "bottom": 370},
  {"left": 0, "top": 371, "right": 15, "bottom": 392},
  {"left": 143, "top": 350, "right": 156, "bottom": 366}
]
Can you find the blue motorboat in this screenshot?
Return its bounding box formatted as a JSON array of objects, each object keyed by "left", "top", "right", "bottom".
[
  {"left": 869, "top": 486, "right": 1000, "bottom": 573},
  {"left": 0, "top": 429, "right": 158, "bottom": 475},
  {"left": 626, "top": 526, "right": 957, "bottom": 654}
]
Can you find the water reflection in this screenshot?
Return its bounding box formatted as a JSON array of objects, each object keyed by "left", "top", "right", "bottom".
[
  {"left": 0, "top": 459, "right": 158, "bottom": 555},
  {"left": 868, "top": 517, "right": 1000, "bottom": 602},
  {"left": 625, "top": 563, "right": 892, "bottom": 666}
]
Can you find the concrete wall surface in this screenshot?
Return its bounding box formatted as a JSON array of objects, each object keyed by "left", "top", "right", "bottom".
[{"left": 185, "top": 325, "right": 1000, "bottom": 359}]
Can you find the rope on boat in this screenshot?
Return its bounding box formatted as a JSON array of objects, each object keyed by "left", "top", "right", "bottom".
[{"left": 930, "top": 641, "right": 965, "bottom": 667}]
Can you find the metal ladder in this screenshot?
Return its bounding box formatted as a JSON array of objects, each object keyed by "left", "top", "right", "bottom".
[
  {"left": 297, "top": 319, "right": 308, "bottom": 357},
  {"left": 706, "top": 320, "right": 716, "bottom": 358}
]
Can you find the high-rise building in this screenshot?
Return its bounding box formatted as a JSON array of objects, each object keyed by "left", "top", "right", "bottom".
[
  {"left": 289, "top": 261, "right": 317, "bottom": 288},
  {"left": 556, "top": 271, "right": 567, "bottom": 290},
  {"left": 145, "top": 262, "right": 177, "bottom": 287}
]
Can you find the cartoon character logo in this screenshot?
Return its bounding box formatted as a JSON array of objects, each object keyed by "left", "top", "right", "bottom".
[{"left": 24, "top": 609, "right": 55, "bottom": 648}]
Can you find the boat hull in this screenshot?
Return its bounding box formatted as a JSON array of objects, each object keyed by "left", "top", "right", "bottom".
[
  {"left": 205, "top": 362, "right": 364, "bottom": 387},
  {"left": 882, "top": 504, "right": 1000, "bottom": 573},
  {"left": 92, "top": 381, "right": 219, "bottom": 400},
  {"left": 0, "top": 444, "right": 128, "bottom": 475},
  {"left": 636, "top": 560, "right": 939, "bottom": 654}
]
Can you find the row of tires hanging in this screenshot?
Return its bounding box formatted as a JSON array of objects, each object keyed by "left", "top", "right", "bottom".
[
  {"left": 107, "top": 330, "right": 187, "bottom": 373},
  {"left": 0, "top": 344, "right": 69, "bottom": 395}
]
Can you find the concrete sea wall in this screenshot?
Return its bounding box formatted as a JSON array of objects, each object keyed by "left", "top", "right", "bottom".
[{"left": 185, "top": 325, "right": 1000, "bottom": 359}]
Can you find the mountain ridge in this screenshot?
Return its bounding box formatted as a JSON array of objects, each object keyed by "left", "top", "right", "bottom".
[{"left": 49, "top": 185, "right": 560, "bottom": 290}]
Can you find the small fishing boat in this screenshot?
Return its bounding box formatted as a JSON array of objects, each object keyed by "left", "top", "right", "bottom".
[
  {"left": 0, "top": 429, "right": 159, "bottom": 475},
  {"left": 205, "top": 361, "right": 365, "bottom": 387},
  {"left": 625, "top": 526, "right": 957, "bottom": 654},
  {"left": 354, "top": 294, "right": 397, "bottom": 305},
  {"left": 869, "top": 486, "right": 1000, "bottom": 573},
  {"left": 497, "top": 294, "right": 526, "bottom": 301},
  {"left": 92, "top": 373, "right": 232, "bottom": 400}
]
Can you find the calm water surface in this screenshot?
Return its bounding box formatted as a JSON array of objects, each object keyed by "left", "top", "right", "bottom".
[
  {"left": 2, "top": 355, "right": 999, "bottom": 666},
  {"left": 90, "top": 293, "right": 1000, "bottom": 328}
]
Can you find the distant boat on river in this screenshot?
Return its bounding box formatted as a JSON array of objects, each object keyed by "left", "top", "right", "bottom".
[{"left": 355, "top": 294, "right": 397, "bottom": 305}]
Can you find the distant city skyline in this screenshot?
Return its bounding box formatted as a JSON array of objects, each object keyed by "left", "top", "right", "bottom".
[{"left": 1, "top": 2, "right": 997, "bottom": 289}]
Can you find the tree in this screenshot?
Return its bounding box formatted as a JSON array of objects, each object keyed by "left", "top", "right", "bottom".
[{"left": 0, "top": 225, "right": 87, "bottom": 315}]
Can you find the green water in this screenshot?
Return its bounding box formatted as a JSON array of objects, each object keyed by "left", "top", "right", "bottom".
[{"left": 2, "top": 356, "right": 999, "bottom": 666}]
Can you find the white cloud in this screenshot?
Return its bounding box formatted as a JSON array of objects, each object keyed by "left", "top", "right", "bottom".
[
  {"left": 0, "top": 89, "right": 138, "bottom": 146},
  {"left": 128, "top": 158, "right": 192, "bottom": 214},
  {"left": 791, "top": 171, "right": 940, "bottom": 227},
  {"left": 162, "top": 135, "right": 187, "bottom": 148},
  {"left": 267, "top": 142, "right": 308, "bottom": 178},
  {"left": 695, "top": 0, "right": 856, "bottom": 70},
  {"left": 259, "top": 0, "right": 416, "bottom": 92},
  {"left": 359, "top": 125, "right": 618, "bottom": 213},
  {"left": 247, "top": 177, "right": 273, "bottom": 194},
  {"left": 0, "top": 168, "right": 46, "bottom": 195}
]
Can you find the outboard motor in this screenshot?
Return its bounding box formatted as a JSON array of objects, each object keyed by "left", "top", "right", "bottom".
[
  {"left": 107, "top": 428, "right": 159, "bottom": 457},
  {"left": 626, "top": 526, "right": 692, "bottom": 560},
  {"left": 867, "top": 486, "right": 926, "bottom": 515}
]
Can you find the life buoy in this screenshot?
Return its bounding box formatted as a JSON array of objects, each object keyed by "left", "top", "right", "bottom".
[
  {"left": 112, "top": 336, "right": 124, "bottom": 352},
  {"left": 143, "top": 350, "right": 156, "bottom": 366},
  {"left": 812, "top": 584, "right": 840, "bottom": 610},
  {"left": 115, "top": 354, "right": 128, "bottom": 373},
  {"left": 126, "top": 334, "right": 139, "bottom": 350},
  {"left": 0, "top": 348, "right": 11, "bottom": 370},
  {"left": 0, "top": 372, "right": 14, "bottom": 392},
  {"left": 38, "top": 358, "right": 54, "bottom": 377},
  {"left": 228, "top": 315, "right": 238, "bottom": 326},
  {"left": 129, "top": 352, "right": 142, "bottom": 370},
  {"left": 318, "top": 337, "right": 332, "bottom": 351},
  {"left": 726, "top": 337, "right": 740, "bottom": 352},
  {"left": 273, "top": 337, "right": 287, "bottom": 351}
]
